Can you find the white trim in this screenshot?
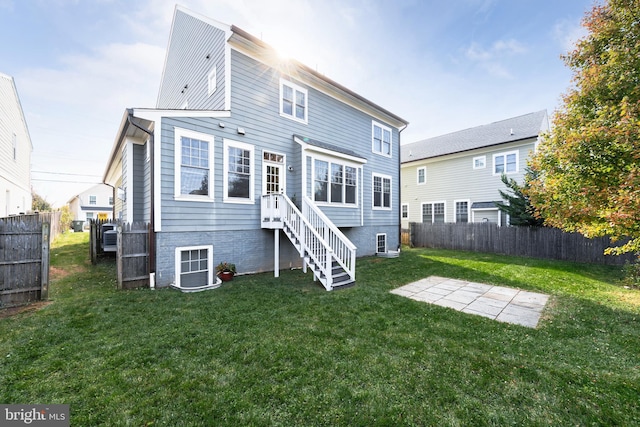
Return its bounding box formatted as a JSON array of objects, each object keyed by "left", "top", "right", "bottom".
[
  {"left": 173, "top": 245, "right": 215, "bottom": 290},
  {"left": 174, "top": 127, "right": 215, "bottom": 202},
  {"left": 310, "top": 153, "right": 359, "bottom": 207},
  {"left": 223, "top": 138, "right": 255, "bottom": 204},
  {"left": 279, "top": 78, "right": 308, "bottom": 124},
  {"left": 207, "top": 66, "right": 217, "bottom": 96},
  {"left": 421, "top": 201, "right": 446, "bottom": 223},
  {"left": 372, "top": 173, "right": 392, "bottom": 210},
  {"left": 372, "top": 121, "right": 392, "bottom": 157},
  {"left": 125, "top": 139, "right": 134, "bottom": 222},
  {"left": 262, "top": 150, "right": 286, "bottom": 196},
  {"left": 376, "top": 233, "right": 387, "bottom": 254},
  {"left": 417, "top": 166, "right": 426, "bottom": 185},
  {"left": 493, "top": 150, "right": 519, "bottom": 175},
  {"left": 454, "top": 199, "right": 471, "bottom": 223},
  {"left": 473, "top": 155, "right": 486, "bottom": 170},
  {"left": 133, "top": 108, "right": 231, "bottom": 119}
]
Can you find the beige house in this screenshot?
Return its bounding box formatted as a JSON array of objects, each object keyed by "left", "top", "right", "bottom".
[
  {"left": 400, "top": 111, "right": 549, "bottom": 228},
  {"left": 0, "top": 73, "right": 33, "bottom": 216}
]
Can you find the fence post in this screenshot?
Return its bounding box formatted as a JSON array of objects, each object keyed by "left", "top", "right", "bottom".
[
  {"left": 41, "top": 222, "right": 50, "bottom": 300},
  {"left": 117, "top": 225, "right": 123, "bottom": 290}
]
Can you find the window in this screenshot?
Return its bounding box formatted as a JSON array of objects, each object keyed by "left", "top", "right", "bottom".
[
  {"left": 89, "top": 195, "right": 96, "bottom": 205},
  {"left": 455, "top": 201, "right": 469, "bottom": 223},
  {"left": 376, "top": 233, "right": 387, "bottom": 253},
  {"left": 280, "top": 78, "right": 307, "bottom": 123},
  {"left": 207, "top": 66, "right": 217, "bottom": 96},
  {"left": 175, "top": 128, "right": 213, "bottom": 199},
  {"left": 175, "top": 246, "right": 213, "bottom": 289},
  {"left": 372, "top": 121, "right": 392, "bottom": 156},
  {"left": 417, "top": 166, "right": 426, "bottom": 184},
  {"left": 473, "top": 156, "right": 486, "bottom": 169},
  {"left": 85, "top": 212, "right": 94, "bottom": 221},
  {"left": 108, "top": 196, "right": 114, "bottom": 205},
  {"left": 401, "top": 204, "right": 408, "bottom": 219},
  {"left": 422, "top": 202, "right": 445, "bottom": 223},
  {"left": 373, "top": 174, "right": 391, "bottom": 209},
  {"left": 224, "top": 139, "right": 254, "bottom": 202},
  {"left": 313, "top": 158, "right": 358, "bottom": 205},
  {"left": 494, "top": 151, "right": 518, "bottom": 175}
]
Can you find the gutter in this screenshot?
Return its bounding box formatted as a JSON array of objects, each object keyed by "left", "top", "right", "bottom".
[{"left": 125, "top": 112, "right": 157, "bottom": 284}]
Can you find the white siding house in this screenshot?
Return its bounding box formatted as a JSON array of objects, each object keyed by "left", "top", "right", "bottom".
[
  {"left": 103, "top": 6, "right": 408, "bottom": 291},
  {"left": 67, "top": 183, "right": 114, "bottom": 226},
  {"left": 0, "top": 73, "right": 32, "bottom": 216},
  {"left": 400, "top": 111, "right": 548, "bottom": 228}
]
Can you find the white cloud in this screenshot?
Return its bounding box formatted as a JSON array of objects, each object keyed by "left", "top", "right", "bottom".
[
  {"left": 464, "top": 38, "right": 526, "bottom": 79},
  {"left": 553, "top": 18, "right": 587, "bottom": 53}
]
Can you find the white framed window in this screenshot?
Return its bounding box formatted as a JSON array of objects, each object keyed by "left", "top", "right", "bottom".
[
  {"left": 417, "top": 166, "right": 426, "bottom": 184},
  {"left": 207, "top": 66, "right": 217, "bottom": 96},
  {"left": 85, "top": 212, "right": 94, "bottom": 221},
  {"left": 376, "top": 233, "right": 387, "bottom": 253},
  {"left": 175, "top": 245, "right": 213, "bottom": 289},
  {"left": 224, "top": 139, "right": 254, "bottom": 203},
  {"left": 313, "top": 156, "right": 358, "bottom": 206},
  {"left": 89, "top": 195, "right": 96, "bottom": 205},
  {"left": 493, "top": 151, "right": 518, "bottom": 175},
  {"left": 372, "top": 173, "right": 391, "bottom": 209},
  {"left": 422, "top": 202, "right": 445, "bottom": 223},
  {"left": 108, "top": 196, "right": 114, "bottom": 205},
  {"left": 473, "top": 156, "right": 486, "bottom": 169},
  {"left": 401, "top": 204, "right": 408, "bottom": 219},
  {"left": 372, "top": 121, "right": 392, "bottom": 157},
  {"left": 280, "top": 78, "right": 307, "bottom": 124},
  {"left": 455, "top": 200, "right": 470, "bottom": 223},
  {"left": 174, "top": 128, "right": 214, "bottom": 201}
]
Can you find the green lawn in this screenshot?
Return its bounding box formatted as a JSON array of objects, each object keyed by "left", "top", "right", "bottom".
[{"left": 1, "top": 232, "right": 639, "bottom": 426}]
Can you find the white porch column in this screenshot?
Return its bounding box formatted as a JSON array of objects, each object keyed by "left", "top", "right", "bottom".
[{"left": 274, "top": 229, "right": 280, "bottom": 277}]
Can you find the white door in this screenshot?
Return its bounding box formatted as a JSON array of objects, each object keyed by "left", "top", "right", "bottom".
[{"left": 262, "top": 151, "right": 286, "bottom": 195}]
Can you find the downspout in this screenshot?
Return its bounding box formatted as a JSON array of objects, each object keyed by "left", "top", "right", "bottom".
[
  {"left": 126, "top": 112, "right": 156, "bottom": 287},
  {"left": 398, "top": 122, "right": 408, "bottom": 252}
]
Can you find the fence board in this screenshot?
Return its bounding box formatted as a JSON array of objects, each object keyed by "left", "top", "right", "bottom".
[
  {"left": 0, "top": 215, "right": 50, "bottom": 308},
  {"left": 409, "top": 222, "right": 635, "bottom": 265},
  {"left": 117, "top": 222, "right": 150, "bottom": 289}
]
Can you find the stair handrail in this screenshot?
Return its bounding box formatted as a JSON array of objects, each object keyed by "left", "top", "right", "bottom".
[
  {"left": 302, "top": 195, "right": 356, "bottom": 282},
  {"left": 269, "top": 194, "right": 334, "bottom": 289}
]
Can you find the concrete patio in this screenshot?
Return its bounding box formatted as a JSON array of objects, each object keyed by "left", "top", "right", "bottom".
[{"left": 391, "top": 276, "right": 549, "bottom": 328}]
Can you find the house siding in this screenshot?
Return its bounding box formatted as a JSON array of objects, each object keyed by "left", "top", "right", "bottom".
[
  {"left": 156, "top": 9, "right": 227, "bottom": 110},
  {"left": 0, "top": 74, "right": 32, "bottom": 216},
  {"left": 132, "top": 143, "right": 146, "bottom": 222},
  {"left": 401, "top": 139, "right": 536, "bottom": 227}
]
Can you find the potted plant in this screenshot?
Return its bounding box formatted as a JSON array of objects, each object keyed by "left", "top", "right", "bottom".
[{"left": 216, "top": 262, "right": 236, "bottom": 282}]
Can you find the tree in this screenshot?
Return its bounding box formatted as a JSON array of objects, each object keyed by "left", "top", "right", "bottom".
[
  {"left": 528, "top": 0, "right": 640, "bottom": 255},
  {"left": 59, "top": 205, "right": 73, "bottom": 232},
  {"left": 496, "top": 168, "right": 544, "bottom": 227},
  {"left": 32, "top": 192, "right": 51, "bottom": 212}
]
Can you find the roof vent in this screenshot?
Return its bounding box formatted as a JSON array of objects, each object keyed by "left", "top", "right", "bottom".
[{"left": 510, "top": 128, "right": 514, "bottom": 135}]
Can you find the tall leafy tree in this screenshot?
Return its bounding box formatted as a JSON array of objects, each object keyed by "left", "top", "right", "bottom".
[
  {"left": 496, "top": 168, "right": 544, "bottom": 227},
  {"left": 528, "top": 0, "right": 640, "bottom": 255},
  {"left": 32, "top": 192, "right": 51, "bottom": 212}
]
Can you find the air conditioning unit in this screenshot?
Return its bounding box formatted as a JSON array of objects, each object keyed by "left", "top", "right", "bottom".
[{"left": 101, "top": 223, "right": 117, "bottom": 252}]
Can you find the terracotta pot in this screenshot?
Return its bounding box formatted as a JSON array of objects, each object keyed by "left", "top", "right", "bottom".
[{"left": 218, "top": 271, "right": 234, "bottom": 282}]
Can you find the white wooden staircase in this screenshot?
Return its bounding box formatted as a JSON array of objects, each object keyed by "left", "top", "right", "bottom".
[{"left": 261, "top": 194, "right": 356, "bottom": 291}]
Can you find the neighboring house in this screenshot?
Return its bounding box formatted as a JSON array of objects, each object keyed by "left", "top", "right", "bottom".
[
  {"left": 103, "top": 6, "right": 408, "bottom": 292},
  {"left": 400, "top": 111, "right": 548, "bottom": 228},
  {"left": 0, "top": 72, "right": 33, "bottom": 217},
  {"left": 68, "top": 183, "right": 114, "bottom": 226}
]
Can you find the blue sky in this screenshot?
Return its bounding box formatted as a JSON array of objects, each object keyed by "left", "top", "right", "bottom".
[{"left": 0, "top": 0, "right": 596, "bottom": 207}]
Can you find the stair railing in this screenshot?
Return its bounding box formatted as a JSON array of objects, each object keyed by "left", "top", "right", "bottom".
[{"left": 302, "top": 196, "right": 356, "bottom": 283}]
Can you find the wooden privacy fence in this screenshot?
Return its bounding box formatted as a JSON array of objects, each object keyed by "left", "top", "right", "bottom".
[
  {"left": 117, "top": 222, "right": 150, "bottom": 289},
  {"left": 0, "top": 215, "right": 50, "bottom": 308},
  {"left": 408, "top": 222, "right": 636, "bottom": 265},
  {"left": 89, "top": 220, "right": 150, "bottom": 289}
]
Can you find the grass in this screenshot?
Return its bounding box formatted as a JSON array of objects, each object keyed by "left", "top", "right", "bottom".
[{"left": 1, "top": 232, "right": 639, "bottom": 426}]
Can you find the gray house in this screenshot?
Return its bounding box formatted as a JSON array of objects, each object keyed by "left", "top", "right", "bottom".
[
  {"left": 103, "top": 6, "right": 408, "bottom": 292},
  {"left": 400, "top": 111, "right": 548, "bottom": 228}
]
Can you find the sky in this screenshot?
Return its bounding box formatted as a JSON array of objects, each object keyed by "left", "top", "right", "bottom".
[{"left": 0, "top": 0, "right": 597, "bottom": 207}]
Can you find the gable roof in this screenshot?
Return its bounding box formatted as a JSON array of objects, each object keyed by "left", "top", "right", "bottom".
[
  {"left": 401, "top": 110, "right": 548, "bottom": 163},
  {"left": 0, "top": 72, "right": 33, "bottom": 151}
]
